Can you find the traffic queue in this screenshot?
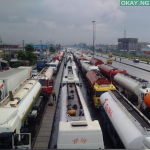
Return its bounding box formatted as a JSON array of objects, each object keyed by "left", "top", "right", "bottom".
[
  {"left": 73, "top": 50, "right": 150, "bottom": 149},
  {"left": 0, "top": 51, "right": 64, "bottom": 149}
]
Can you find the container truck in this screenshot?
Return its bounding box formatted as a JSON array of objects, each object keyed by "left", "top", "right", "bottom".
[
  {"left": 0, "top": 68, "right": 31, "bottom": 101},
  {"left": 0, "top": 79, "right": 42, "bottom": 149},
  {"left": 86, "top": 70, "right": 116, "bottom": 108},
  {"left": 100, "top": 90, "right": 150, "bottom": 149}
]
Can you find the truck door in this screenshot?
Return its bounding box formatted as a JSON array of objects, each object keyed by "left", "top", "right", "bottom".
[{"left": 13, "top": 133, "right": 31, "bottom": 149}]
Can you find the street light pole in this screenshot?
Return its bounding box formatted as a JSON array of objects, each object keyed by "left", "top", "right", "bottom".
[{"left": 92, "top": 21, "right": 95, "bottom": 57}]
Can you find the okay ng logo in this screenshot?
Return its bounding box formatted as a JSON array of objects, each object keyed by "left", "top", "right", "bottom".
[{"left": 120, "top": 0, "right": 150, "bottom": 6}]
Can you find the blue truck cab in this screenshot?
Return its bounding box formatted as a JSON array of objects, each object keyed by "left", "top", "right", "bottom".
[{"left": 37, "top": 60, "right": 47, "bottom": 70}]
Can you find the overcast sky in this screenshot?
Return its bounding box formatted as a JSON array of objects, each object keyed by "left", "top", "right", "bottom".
[{"left": 0, "top": 0, "right": 150, "bottom": 45}]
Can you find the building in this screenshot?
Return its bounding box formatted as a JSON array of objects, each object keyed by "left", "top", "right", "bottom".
[
  {"left": 138, "top": 42, "right": 150, "bottom": 51},
  {"left": 108, "top": 43, "right": 118, "bottom": 51},
  {"left": 118, "top": 38, "right": 138, "bottom": 52},
  {"left": 0, "top": 44, "right": 23, "bottom": 58},
  {"left": 78, "top": 43, "right": 86, "bottom": 48}
]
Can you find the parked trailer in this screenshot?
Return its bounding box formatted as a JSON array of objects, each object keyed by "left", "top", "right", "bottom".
[
  {"left": 100, "top": 90, "right": 150, "bottom": 149},
  {"left": 0, "top": 68, "right": 31, "bottom": 101},
  {"left": 57, "top": 83, "right": 104, "bottom": 149},
  {"left": 33, "top": 67, "right": 54, "bottom": 98},
  {"left": 90, "top": 57, "right": 104, "bottom": 66},
  {"left": 86, "top": 70, "right": 116, "bottom": 108},
  {"left": 0, "top": 79, "right": 42, "bottom": 149},
  {"left": 98, "top": 64, "right": 126, "bottom": 82}
]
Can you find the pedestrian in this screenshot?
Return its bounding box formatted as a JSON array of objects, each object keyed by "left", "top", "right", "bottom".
[
  {"left": 64, "top": 62, "right": 67, "bottom": 68},
  {"left": 120, "top": 58, "right": 121, "bottom": 62},
  {"left": 52, "top": 89, "right": 56, "bottom": 104},
  {"left": 115, "top": 57, "right": 116, "bottom": 61}
]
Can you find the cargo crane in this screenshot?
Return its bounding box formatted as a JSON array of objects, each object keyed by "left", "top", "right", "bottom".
[
  {"left": 33, "top": 66, "right": 53, "bottom": 98},
  {"left": 100, "top": 90, "right": 150, "bottom": 149},
  {"left": 0, "top": 79, "right": 42, "bottom": 149},
  {"left": 86, "top": 70, "right": 116, "bottom": 108}
]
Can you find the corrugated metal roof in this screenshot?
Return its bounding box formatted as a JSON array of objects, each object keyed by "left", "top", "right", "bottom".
[{"left": 0, "top": 68, "right": 26, "bottom": 79}]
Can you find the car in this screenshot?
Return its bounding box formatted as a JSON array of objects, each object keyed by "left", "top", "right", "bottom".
[{"left": 133, "top": 59, "right": 139, "bottom": 63}]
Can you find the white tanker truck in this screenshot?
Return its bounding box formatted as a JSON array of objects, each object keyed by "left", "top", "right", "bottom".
[
  {"left": 100, "top": 90, "right": 150, "bottom": 149},
  {"left": 80, "top": 60, "right": 98, "bottom": 74},
  {"left": 57, "top": 82, "right": 104, "bottom": 149},
  {"left": 114, "top": 73, "right": 150, "bottom": 118},
  {"left": 0, "top": 79, "right": 42, "bottom": 149}
]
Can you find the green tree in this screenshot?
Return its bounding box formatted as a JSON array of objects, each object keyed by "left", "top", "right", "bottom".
[
  {"left": 25, "top": 45, "right": 35, "bottom": 52},
  {"left": 17, "top": 51, "right": 27, "bottom": 60},
  {"left": 49, "top": 46, "right": 56, "bottom": 52},
  {"left": 26, "top": 51, "right": 37, "bottom": 65}
]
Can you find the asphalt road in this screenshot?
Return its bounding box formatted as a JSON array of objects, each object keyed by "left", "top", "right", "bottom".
[
  {"left": 95, "top": 53, "right": 150, "bottom": 71},
  {"left": 95, "top": 55, "right": 150, "bottom": 82}
]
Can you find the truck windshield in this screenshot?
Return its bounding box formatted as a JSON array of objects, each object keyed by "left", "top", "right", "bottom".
[
  {"left": 96, "top": 91, "right": 105, "bottom": 97},
  {"left": 49, "top": 64, "right": 56, "bottom": 67},
  {"left": 0, "top": 136, "right": 12, "bottom": 149},
  {"left": 37, "top": 61, "right": 44, "bottom": 64},
  {"left": 39, "top": 79, "right": 46, "bottom": 86}
]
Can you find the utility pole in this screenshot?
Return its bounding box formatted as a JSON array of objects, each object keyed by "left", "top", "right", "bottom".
[
  {"left": 92, "top": 21, "right": 96, "bottom": 57},
  {"left": 22, "top": 40, "right": 25, "bottom": 51},
  {"left": 124, "top": 30, "right": 126, "bottom": 56},
  {"left": 40, "top": 40, "right": 42, "bottom": 51}
]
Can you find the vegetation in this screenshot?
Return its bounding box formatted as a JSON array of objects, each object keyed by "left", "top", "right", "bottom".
[
  {"left": 49, "top": 46, "right": 56, "bottom": 52},
  {"left": 25, "top": 44, "right": 35, "bottom": 52},
  {"left": 17, "top": 45, "right": 37, "bottom": 65}
]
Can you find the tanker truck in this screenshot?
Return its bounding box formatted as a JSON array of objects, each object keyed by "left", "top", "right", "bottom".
[
  {"left": 0, "top": 67, "right": 32, "bottom": 101},
  {"left": 57, "top": 82, "right": 104, "bottom": 149},
  {"left": 100, "top": 90, "right": 150, "bottom": 149},
  {"left": 113, "top": 73, "right": 150, "bottom": 118},
  {"left": 86, "top": 70, "right": 116, "bottom": 108},
  {"left": 80, "top": 60, "right": 98, "bottom": 74},
  {"left": 33, "top": 66, "right": 54, "bottom": 98},
  {"left": 0, "top": 79, "right": 43, "bottom": 149}
]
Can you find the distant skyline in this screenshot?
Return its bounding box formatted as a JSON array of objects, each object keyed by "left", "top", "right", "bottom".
[{"left": 0, "top": 0, "right": 150, "bottom": 45}]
